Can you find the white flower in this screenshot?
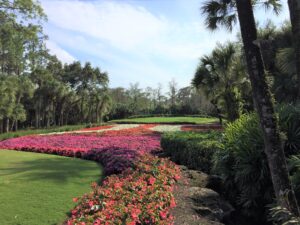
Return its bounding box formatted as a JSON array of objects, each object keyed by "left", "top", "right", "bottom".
[{"left": 150, "top": 125, "right": 182, "bottom": 132}]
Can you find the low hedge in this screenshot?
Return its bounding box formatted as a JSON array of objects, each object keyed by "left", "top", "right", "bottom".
[
  {"left": 161, "top": 131, "right": 223, "bottom": 173},
  {"left": 128, "top": 114, "right": 213, "bottom": 119}
]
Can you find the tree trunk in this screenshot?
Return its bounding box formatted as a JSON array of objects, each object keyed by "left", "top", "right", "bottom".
[
  {"left": 288, "top": 0, "right": 300, "bottom": 101},
  {"left": 4, "top": 118, "right": 9, "bottom": 133},
  {"left": 14, "top": 120, "right": 18, "bottom": 131},
  {"left": 236, "top": 0, "right": 299, "bottom": 215}
]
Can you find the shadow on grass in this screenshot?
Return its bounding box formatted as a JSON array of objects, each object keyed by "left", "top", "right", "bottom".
[{"left": 0, "top": 156, "right": 104, "bottom": 184}]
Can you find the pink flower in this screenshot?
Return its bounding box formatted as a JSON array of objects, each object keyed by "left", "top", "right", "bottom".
[
  {"left": 148, "top": 177, "right": 156, "bottom": 185},
  {"left": 159, "top": 211, "right": 168, "bottom": 219}
]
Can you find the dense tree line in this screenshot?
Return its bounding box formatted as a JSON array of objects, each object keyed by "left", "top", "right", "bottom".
[
  {"left": 0, "top": 0, "right": 109, "bottom": 133},
  {"left": 108, "top": 82, "right": 214, "bottom": 120}
]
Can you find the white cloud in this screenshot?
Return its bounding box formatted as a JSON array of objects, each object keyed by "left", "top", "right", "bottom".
[
  {"left": 39, "top": 0, "right": 239, "bottom": 89},
  {"left": 45, "top": 40, "right": 76, "bottom": 63},
  {"left": 42, "top": 0, "right": 168, "bottom": 50}
]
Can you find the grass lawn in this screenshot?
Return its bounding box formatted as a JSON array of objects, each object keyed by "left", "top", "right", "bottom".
[
  {"left": 0, "top": 124, "right": 89, "bottom": 141},
  {"left": 110, "top": 116, "right": 219, "bottom": 124},
  {"left": 0, "top": 150, "right": 103, "bottom": 225}
]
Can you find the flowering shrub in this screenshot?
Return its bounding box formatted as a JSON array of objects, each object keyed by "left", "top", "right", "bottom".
[
  {"left": 66, "top": 154, "right": 180, "bottom": 225},
  {"left": 0, "top": 135, "right": 161, "bottom": 174}
]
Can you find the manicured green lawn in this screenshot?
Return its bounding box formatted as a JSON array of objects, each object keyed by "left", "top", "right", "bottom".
[
  {"left": 0, "top": 125, "right": 88, "bottom": 141},
  {"left": 0, "top": 150, "right": 103, "bottom": 225},
  {"left": 111, "top": 116, "right": 218, "bottom": 124}
]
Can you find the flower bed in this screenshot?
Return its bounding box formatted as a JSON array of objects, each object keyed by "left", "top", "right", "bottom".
[
  {"left": 66, "top": 154, "right": 180, "bottom": 225},
  {"left": 181, "top": 124, "right": 223, "bottom": 132},
  {"left": 100, "top": 124, "right": 159, "bottom": 136},
  {"left": 0, "top": 135, "right": 161, "bottom": 174},
  {"left": 0, "top": 124, "right": 182, "bottom": 224}
]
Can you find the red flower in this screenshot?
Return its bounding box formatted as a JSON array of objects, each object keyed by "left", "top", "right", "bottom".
[
  {"left": 174, "top": 174, "right": 180, "bottom": 181},
  {"left": 159, "top": 211, "right": 168, "bottom": 219},
  {"left": 148, "top": 177, "right": 156, "bottom": 185},
  {"left": 130, "top": 208, "right": 141, "bottom": 220}
]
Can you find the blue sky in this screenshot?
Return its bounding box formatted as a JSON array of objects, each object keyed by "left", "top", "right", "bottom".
[{"left": 40, "top": 0, "right": 290, "bottom": 91}]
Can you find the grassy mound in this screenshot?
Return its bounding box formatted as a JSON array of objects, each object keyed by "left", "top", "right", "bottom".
[
  {"left": 0, "top": 150, "right": 103, "bottom": 225},
  {"left": 110, "top": 116, "right": 218, "bottom": 124}
]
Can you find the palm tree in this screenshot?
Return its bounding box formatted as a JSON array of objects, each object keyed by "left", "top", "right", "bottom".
[
  {"left": 193, "top": 42, "right": 249, "bottom": 121},
  {"left": 201, "top": 0, "right": 299, "bottom": 215},
  {"left": 287, "top": 0, "right": 300, "bottom": 100}
]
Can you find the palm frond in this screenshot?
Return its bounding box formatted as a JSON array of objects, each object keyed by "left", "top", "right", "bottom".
[
  {"left": 201, "top": 0, "right": 237, "bottom": 31},
  {"left": 276, "top": 48, "right": 296, "bottom": 75},
  {"left": 261, "top": 0, "right": 282, "bottom": 15}
]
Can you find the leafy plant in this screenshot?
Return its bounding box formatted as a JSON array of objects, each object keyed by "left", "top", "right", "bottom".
[
  {"left": 277, "top": 104, "right": 300, "bottom": 155},
  {"left": 268, "top": 205, "right": 300, "bottom": 225},
  {"left": 213, "top": 105, "right": 300, "bottom": 219}
]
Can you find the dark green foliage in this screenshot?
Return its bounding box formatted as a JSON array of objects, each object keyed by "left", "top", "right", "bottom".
[
  {"left": 161, "top": 131, "right": 222, "bottom": 173},
  {"left": 277, "top": 104, "right": 300, "bottom": 155},
  {"left": 213, "top": 113, "right": 273, "bottom": 218},
  {"left": 213, "top": 105, "right": 300, "bottom": 218}
]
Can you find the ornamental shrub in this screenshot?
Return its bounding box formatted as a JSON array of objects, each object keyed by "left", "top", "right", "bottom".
[
  {"left": 213, "top": 104, "right": 300, "bottom": 220},
  {"left": 161, "top": 131, "right": 222, "bottom": 173},
  {"left": 213, "top": 113, "right": 272, "bottom": 219}
]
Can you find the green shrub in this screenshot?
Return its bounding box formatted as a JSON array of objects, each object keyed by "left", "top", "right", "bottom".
[
  {"left": 161, "top": 131, "right": 222, "bottom": 173},
  {"left": 213, "top": 113, "right": 272, "bottom": 218},
  {"left": 213, "top": 104, "right": 300, "bottom": 219}
]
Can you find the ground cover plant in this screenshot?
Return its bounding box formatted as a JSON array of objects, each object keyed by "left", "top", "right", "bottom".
[
  {"left": 110, "top": 116, "right": 218, "bottom": 124},
  {"left": 0, "top": 150, "right": 103, "bottom": 225},
  {"left": 67, "top": 154, "right": 180, "bottom": 225}
]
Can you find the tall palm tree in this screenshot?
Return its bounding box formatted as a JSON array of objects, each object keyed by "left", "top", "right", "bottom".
[
  {"left": 201, "top": 0, "right": 299, "bottom": 215},
  {"left": 287, "top": 0, "right": 300, "bottom": 100},
  {"left": 192, "top": 42, "right": 248, "bottom": 121}
]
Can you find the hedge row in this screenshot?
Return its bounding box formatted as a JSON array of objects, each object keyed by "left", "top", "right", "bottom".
[{"left": 161, "top": 131, "right": 223, "bottom": 173}]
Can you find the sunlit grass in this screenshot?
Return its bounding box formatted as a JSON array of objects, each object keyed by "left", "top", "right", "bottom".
[
  {"left": 0, "top": 150, "right": 103, "bottom": 225},
  {"left": 111, "top": 116, "right": 218, "bottom": 124}
]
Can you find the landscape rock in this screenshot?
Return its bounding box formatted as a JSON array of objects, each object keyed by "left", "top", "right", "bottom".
[
  {"left": 189, "top": 187, "right": 234, "bottom": 222},
  {"left": 187, "top": 170, "right": 208, "bottom": 187},
  {"left": 173, "top": 168, "right": 234, "bottom": 225}
]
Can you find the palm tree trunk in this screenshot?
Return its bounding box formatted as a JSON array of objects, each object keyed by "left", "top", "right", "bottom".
[
  {"left": 288, "top": 0, "right": 300, "bottom": 101},
  {"left": 236, "top": 0, "right": 299, "bottom": 215}
]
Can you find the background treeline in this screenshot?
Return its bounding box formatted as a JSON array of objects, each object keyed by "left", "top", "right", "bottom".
[
  {"left": 0, "top": 1, "right": 110, "bottom": 133},
  {"left": 109, "top": 82, "right": 214, "bottom": 120}
]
